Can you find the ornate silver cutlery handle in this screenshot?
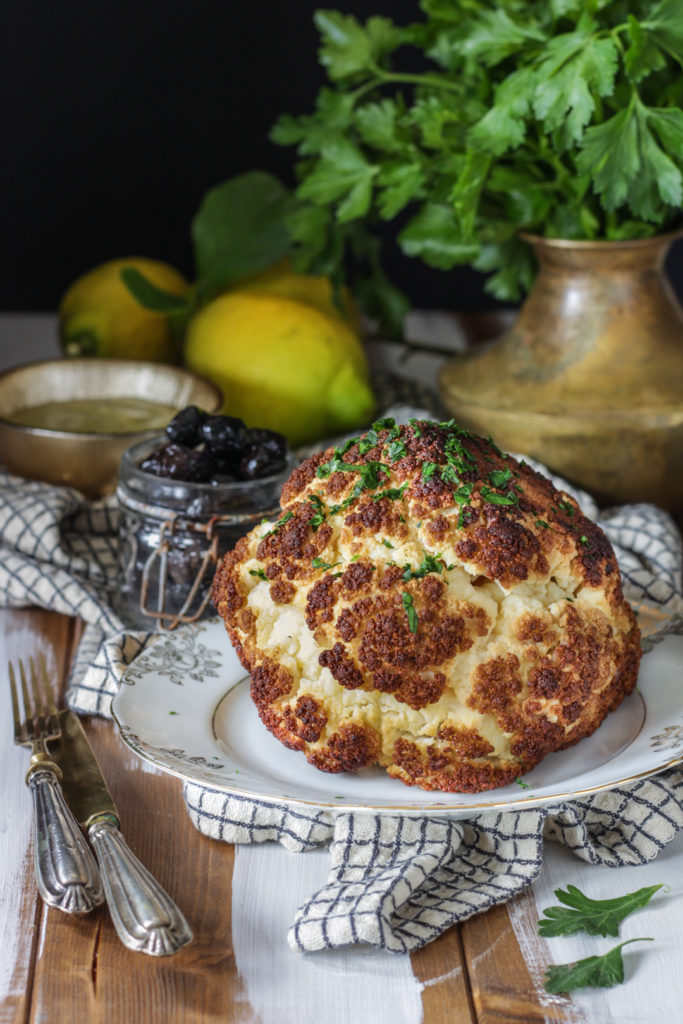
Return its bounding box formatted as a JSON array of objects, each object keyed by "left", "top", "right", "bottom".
[
  {"left": 27, "top": 762, "right": 104, "bottom": 914},
  {"left": 87, "top": 814, "right": 193, "bottom": 956}
]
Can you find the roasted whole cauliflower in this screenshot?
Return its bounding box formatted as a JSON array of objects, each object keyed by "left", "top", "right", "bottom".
[{"left": 213, "top": 418, "right": 641, "bottom": 793}]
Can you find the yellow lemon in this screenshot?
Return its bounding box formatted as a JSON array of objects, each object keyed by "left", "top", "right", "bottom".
[
  {"left": 59, "top": 257, "right": 188, "bottom": 362},
  {"left": 184, "top": 291, "right": 375, "bottom": 445},
  {"left": 232, "top": 260, "right": 362, "bottom": 333}
]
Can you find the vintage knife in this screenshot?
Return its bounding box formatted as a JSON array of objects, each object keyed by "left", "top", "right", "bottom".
[{"left": 54, "top": 709, "right": 193, "bottom": 956}]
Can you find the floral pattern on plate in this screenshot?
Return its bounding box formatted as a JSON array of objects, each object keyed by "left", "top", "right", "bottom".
[
  {"left": 111, "top": 618, "right": 683, "bottom": 819},
  {"left": 123, "top": 622, "right": 222, "bottom": 687}
]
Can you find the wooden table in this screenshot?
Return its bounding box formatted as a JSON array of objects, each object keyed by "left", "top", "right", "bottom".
[
  {"left": 2, "top": 315, "right": 681, "bottom": 1024},
  {"left": 1, "top": 606, "right": 568, "bottom": 1024}
]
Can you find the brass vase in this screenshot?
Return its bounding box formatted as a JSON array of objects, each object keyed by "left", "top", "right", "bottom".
[{"left": 438, "top": 231, "right": 683, "bottom": 510}]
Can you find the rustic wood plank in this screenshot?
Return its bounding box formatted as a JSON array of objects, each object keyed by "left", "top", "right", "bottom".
[
  {"left": 28, "top": 617, "right": 255, "bottom": 1024},
  {"left": 0, "top": 609, "right": 75, "bottom": 1024},
  {"left": 461, "top": 901, "right": 572, "bottom": 1024},
  {"left": 411, "top": 926, "right": 476, "bottom": 1024}
]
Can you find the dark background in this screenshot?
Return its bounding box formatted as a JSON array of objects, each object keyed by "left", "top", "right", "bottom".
[{"left": 2, "top": 0, "right": 682, "bottom": 313}]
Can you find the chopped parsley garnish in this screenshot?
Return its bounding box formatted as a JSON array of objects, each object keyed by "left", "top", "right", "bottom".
[
  {"left": 486, "top": 434, "right": 507, "bottom": 459},
  {"left": 580, "top": 535, "right": 589, "bottom": 545},
  {"left": 318, "top": 458, "right": 391, "bottom": 510},
  {"left": 408, "top": 417, "right": 423, "bottom": 437},
  {"left": 333, "top": 438, "right": 355, "bottom": 459},
  {"left": 311, "top": 557, "right": 342, "bottom": 571},
  {"left": 402, "top": 591, "right": 419, "bottom": 633},
  {"left": 421, "top": 461, "right": 438, "bottom": 481},
  {"left": 357, "top": 428, "right": 379, "bottom": 454},
  {"left": 441, "top": 463, "right": 460, "bottom": 485},
  {"left": 382, "top": 539, "right": 395, "bottom": 549},
  {"left": 387, "top": 439, "right": 407, "bottom": 462},
  {"left": 350, "top": 554, "right": 360, "bottom": 562},
  {"left": 488, "top": 467, "right": 513, "bottom": 488},
  {"left": 558, "top": 499, "right": 576, "bottom": 517},
  {"left": 443, "top": 434, "right": 476, "bottom": 478},
  {"left": 480, "top": 486, "right": 518, "bottom": 507},
  {"left": 536, "top": 519, "right": 551, "bottom": 529},
  {"left": 249, "top": 568, "right": 268, "bottom": 582},
  {"left": 439, "top": 419, "right": 471, "bottom": 438},
  {"left": 515, "top": 777, "right": 531, "bottom": 790},
  {"left": 372, "top": 416, "right": 396, "bottom": 431},
  {"left": 329, "top": 495, "right": 356, "bottom": 515},
  {"left": 372, "top": 481, "right": 410, "bottom": 502},
  {"left": 265, "top": 511, "right": 294, "bottom": 536},
  {"left": 306, "top": 493, "right": 326, "bottom": 530},
  {"left": 452, "top": 483, "right": 474, "bottom": 506},
  {"left": 402, "top": 553, "right": 444, "bottom": 582}
]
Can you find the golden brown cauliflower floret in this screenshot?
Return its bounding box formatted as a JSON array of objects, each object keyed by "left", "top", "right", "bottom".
[{"left": 212, "top": 418, "right": 641, "bottom": 793}]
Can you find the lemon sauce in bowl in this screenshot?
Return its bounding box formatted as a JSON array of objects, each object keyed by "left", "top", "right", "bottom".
[{"left": 9, "top": 398, "right": 179, "bottom": 434}]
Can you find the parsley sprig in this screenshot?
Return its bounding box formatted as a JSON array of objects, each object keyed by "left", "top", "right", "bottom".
[
  {"left": 544, "top": 939, "right": 653, "bottom": 995},
  {"left": 272, "top": 2, "right": 683, "bottom": 324},
  {"left": 538, "top": 882, "right": 662, "bottom": 996},
  {"left": 538, "top": 884, "right": 662, "bottom": 938}
]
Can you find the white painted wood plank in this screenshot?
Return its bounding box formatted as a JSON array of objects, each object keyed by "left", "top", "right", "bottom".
[{"left": 232, "top": 843, "right": 424, "bottom": 1024}]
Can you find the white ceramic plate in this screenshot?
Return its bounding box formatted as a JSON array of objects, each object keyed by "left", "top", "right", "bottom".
[{"left": 111, "top": 617, "right": 683, "bottom": 819}]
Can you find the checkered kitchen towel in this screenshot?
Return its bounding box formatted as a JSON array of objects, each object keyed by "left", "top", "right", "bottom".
[{"left": 1, "top": 453, "right": 683, "bottom": 954}]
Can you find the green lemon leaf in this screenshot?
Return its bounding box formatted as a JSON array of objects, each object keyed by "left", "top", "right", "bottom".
[
  {"left": 544, "top": 939, "right": 653, "bottom": 995},
  {"left": 119, "top": 268, "right": 189, "bottom": 313},
  {"left": 191, "top": 172, "right": 294, "bottom": 287}
]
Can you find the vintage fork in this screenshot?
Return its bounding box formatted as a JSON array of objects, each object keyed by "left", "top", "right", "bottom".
[{"left": 10, "top": 655, "right": 104, "bottom": 913}]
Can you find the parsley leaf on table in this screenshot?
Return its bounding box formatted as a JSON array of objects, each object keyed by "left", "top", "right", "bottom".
[
  {"left": 544, "top": 938, "right": 653, "bottom": 994},
  {"left": 538, "top": 883, "right": 663, "bottom": 938}
]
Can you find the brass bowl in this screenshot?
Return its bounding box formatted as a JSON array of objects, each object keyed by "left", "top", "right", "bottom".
[{"left": 0, "top": 359, "right": 222, "bottom": 498}]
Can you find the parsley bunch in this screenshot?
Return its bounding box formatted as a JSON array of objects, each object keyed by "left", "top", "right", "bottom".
[{"left": 272, "top": 0, "right": 683, "bottom": 321}]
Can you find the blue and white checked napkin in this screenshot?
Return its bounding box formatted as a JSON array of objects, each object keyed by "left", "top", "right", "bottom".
[{"left": 1, "top": 441, "right": 683, "bottom": 954}]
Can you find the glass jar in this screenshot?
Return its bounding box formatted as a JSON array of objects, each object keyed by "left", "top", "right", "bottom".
[{"left": 114, "top": 436, "right": 294, "bottom": 631}]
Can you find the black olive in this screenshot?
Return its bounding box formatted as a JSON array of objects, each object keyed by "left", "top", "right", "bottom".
[
  {"left": 238, "top": 443, "right": 273, "bottom": 480},
  {"left": 139, "top": 443, "right": 213, "bottom": 482},
  {"left": 246, "top": 427, "right": 287, "bottom": 460},
  {"left": 165, "top": 406, "right": 207, "bottom": 446},
  {"left": 201, "top": 415, "right": 249, "bottom": 458}
]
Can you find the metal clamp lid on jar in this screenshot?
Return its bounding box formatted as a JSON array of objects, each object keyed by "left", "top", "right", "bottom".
[
  {"left": 117, "top": 489, "right": 274, "bottom": 631},
  {"left": 115, "top": 437, "right": 295, "bottom": 633}
]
